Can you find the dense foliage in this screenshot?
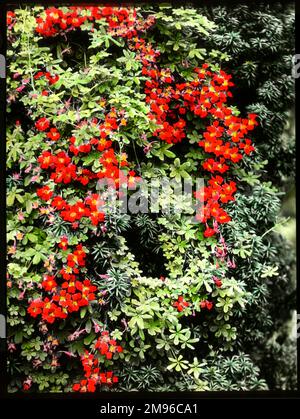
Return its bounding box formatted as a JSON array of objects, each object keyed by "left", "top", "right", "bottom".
[
  {"left": 201, "top": 2, "right": 296, "bottom": 390},
  {"left": 6, "top": 4, "right": 296, "bottom": 392}
]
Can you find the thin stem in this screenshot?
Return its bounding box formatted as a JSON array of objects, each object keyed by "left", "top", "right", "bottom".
[
  {"left": 131, "top": 137, "right": 141, "bottom": 171},
  {"left": 261, "top": 217, "right": 290, "bottom": 239}
]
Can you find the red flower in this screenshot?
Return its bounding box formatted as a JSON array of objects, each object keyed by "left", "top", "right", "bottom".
[
  {"left": 34, "top": 71, "right": 45, "bottom": 80},
  {"left": 56, "top": 151, "right": 71, "bottom": 166},
  {"left": 85, "top": 193, "right": 101, "bottom": 209},
  {"left": 27, "top": 299, "right": 44, "bottom": 317},
  {"left": 102, "top": 6, "right": 113, "bottom": 16},
  {"left": 41, "top": 299, "right": 68, "bottom": 323},
  {"left": 50, "top": 163, "right": 77, "bottom": 184},
  {"left": 76, "top": 279, "right": 97, "bottom": 296},
  {"left": 38, "top": 151, "right": 56, "bottom": 169},
  {"left": 203, "top": 158, "right": 229, "bottom": 174},
  {"left": 99, "top": 148, "right": 118, "bottom": 166},
  {"left": 96, "top": 138, "right": 112, "bottom": 152},
  {"left": 7, "top": 11, "right": 16, "bottom": 25},
  {"left": 200, "top": 300, "right": 214, "bottom": 310},
  {"left": 36, "top": 185, "right": 53, "bottom": 201},
  {"left": 60, "top": 267, "right": 79, "bottom": 281},
  {"left": 51, "top": 196, "right": 68, "bottom": 210},
  {"left": 35, "top": 117, "right": 50, "bottom": 131},
  {"left": 46, "top": 7, "right": 63, "bottom": 23},
  {"left": 78, "top": 144, "right": 91, "bottom": 153},
  {"left": 73, "top": 379, "right": 96, "bottom": 393},
  {"left": 47, "top": 127, "right": 61, "bottom": 141},
  {"left": 42, "top": 275, "right": 57, "bottom": 292},
  {"left": 213, "top": 276, "right": 223, "bottom": 288},
  {"left": 223, "top": 146, "right": 243, "bottom": 163},
  {"left": 216, "top": 209, "right": 231, "bottom": 224},
  {"left": 219, "top": 181, "right": 237, "bottom": 203},
  {"left": 22, "top": 380, "right": 32, "bottom": 391},
  {"left": 60, "top": 201, "right": 90, "bottom": 222},
  {"left": 89, "top": 210, "right": 105, "bottom": 226},
  {"left": 204, "top": 227, "right": 216, "bottom": 238},
  {"left": 58, "top": 236, "right": 68, "bottom": 250},
  {"left": 240, "top": 139, "right": 255, "bottom": 155},
  {"left": 127, "top": 170, "right": 141, "bottom": 189},
  {"left": 100, "top": 371, "right": 119, "bottom": 385},
  {"left": 206, "top": 301, "right": 213, "bottom": 310},
  {"left": 67, "top": 244, "right": 87, "bottom": 267},
  {"left": 76, "top": 168, "right": 93, "bottom": 186},
  {"left": 46, "top": 73, "right": 59, "bottom": 85},
  {"left": 247, "top": 113, "right": 258, "bottom": 130},
  {"left": 61, "top": 279, "right": 76, "bottom": 294}
]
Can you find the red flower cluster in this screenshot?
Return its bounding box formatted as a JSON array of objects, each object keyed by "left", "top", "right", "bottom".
[
  {"left": 69, "top": 111, "right": 119, "bottom": 154},
  {"left": 200, "top": 300, "right": 214, "bottom": 310},
  {"left": 173, "top": 296, "right": 190, "bottom": 312},
  {"left": 7, "top": 11, "right": 16, "bottom": 26},
  {"left": 199, "top": 116, "right": 256, "bottom": 169},
  {"left": 37, "top": 151, "right": 106, "bottom": 227},
  {"left": 34, "top": 70, "right": 59, "bottom": 85},
  {"left": 52, "top": 195, "right": 105, "bottom": 227},
  {"left": 28, "top": 297, "right": 67, "bottom": 323},
  {"left": 35, "top": 117, "right": 62, "bottom": 144},
  {"left": 72, "top": 378, "right": 97, "bottom": 393},
  {"left": 73, "top": 332, "right": 122, "bottom": 392},
  {"left": 27, "top": 243, "right": 97, "bottom": 323},
  {"left": 52, "top": 278, "right": 97, "bottom": 314},
  {"left": 85, "top": 194, "right": 106, "bottom": 226},
  {"left": 36, "top": 118, "right": 141, "bottom": 226},
  {"left": 134, "top": 40, "right": 257, "bottom": 237},
  {"left": 94, "top": 331, "right": 123, "bottom": 360},
  {"left": 35, "top": 6, "right": 139, "bottom": 39},
  {"left": 60, "top": 200, "right": 91, "bottom": 224},
  {"left": 195, "top": 175, "right": 238, "bottom": 237},
  {"left": 36, "top": 7, "right": 87, "bottom": 37},
  {"left": 38, "top": 151, "right": 64, "bottom": 169}
]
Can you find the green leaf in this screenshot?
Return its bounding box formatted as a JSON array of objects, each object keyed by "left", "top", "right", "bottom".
[
  {"left": 136, "top": 317, "right": 145, "bottom": 329},
  {"left": 80, "top": 307, "right": 87, "bottom": 319},
  {"left": 27, "top": 233, "right": 38, "bottom": 243},
  {"left": 85, "top": 319, "right": 92, "bottom": 334},
  {"left": 32, "top": 253, "right": 41, "bottom": 265},
  {"left": 7, "top": 194, "right": 15, "bottom": 206},
  {"left": 26, "top": 200, "right": 33, "bottom": 214},
  {"left": 84, "top": 332, "right": 96, "bottom": 345},
  {"left": 14, "top": 331, "right": 23, "bottom": 344}
]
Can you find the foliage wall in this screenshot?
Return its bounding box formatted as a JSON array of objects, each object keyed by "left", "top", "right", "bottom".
[
  {"left": 201, "top": 2, "right": 296, "bottom": 390},
  {"left": 6, "top": 4, "right": 296, "bottom": 392}
]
